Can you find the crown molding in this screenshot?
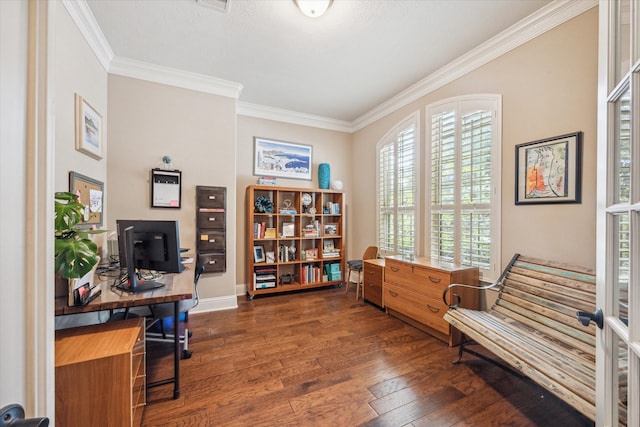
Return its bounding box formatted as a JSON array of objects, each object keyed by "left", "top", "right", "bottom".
[
  {"left": 351, "top": 0, "right": 598, "bottom": 132},
  {"left": 237, "top": 102, "right": 353, "bottom": 133},
  {"left": 109, "top": 57, "right": 243, "bottom": 99},
  {"left": 61, "top": 0, "right": 113, "bottom": 72},
  {"left": 66, "top": 0, "right": 596, "bottom": 132}
]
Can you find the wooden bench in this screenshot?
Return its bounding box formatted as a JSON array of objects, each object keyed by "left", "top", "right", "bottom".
[{"left": 442, "top": 253, "right": 597, "bottom": 421}]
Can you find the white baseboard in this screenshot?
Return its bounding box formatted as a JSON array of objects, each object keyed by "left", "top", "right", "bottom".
[{"left": 191, "top": 294, "right": 238, "bottom": 313}]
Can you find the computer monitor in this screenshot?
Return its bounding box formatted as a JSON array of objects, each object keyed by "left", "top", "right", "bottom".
[
  {"left": 116, "top": 219, "right": 184, "bottom": 273},
  {"left": 116, "top": 225, "right": 165, "bottom": 293}
]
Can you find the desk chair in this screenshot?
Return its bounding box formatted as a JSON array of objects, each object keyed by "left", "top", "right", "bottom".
[
  {"left": 345, "top": 246, "right": 378, "bottom": 301},
  {"left": 146, "top": 264, "right": 205, "bottom": 359}
]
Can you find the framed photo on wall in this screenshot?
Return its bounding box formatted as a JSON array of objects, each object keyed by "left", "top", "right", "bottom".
[
  {"left": 515, "top": 131, "right": 583, "bottom": 205},
  {"left": 75, "top": 93, "right": 103, "bottom": 160},
  {"left": 253, "top": 137, "right": 312, "bottom": 180}
]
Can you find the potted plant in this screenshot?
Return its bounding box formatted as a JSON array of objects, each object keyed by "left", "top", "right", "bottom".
[{"left": 55, "top": 191, "right": 103, "bottom": 305}]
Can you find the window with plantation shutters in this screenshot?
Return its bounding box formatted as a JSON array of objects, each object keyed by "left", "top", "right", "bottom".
[
  {"left": 377, "top": 113, "right": 419, "bottom": 256},
  {"left": 427, "top": 96, "right": 501, "bottom": 280}
]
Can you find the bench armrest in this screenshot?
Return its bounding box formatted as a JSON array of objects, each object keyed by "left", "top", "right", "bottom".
[{"left": 442, "top": 253, "right": 520, "bottom": 308}]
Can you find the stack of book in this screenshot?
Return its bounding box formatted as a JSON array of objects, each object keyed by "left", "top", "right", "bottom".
[
  {"left": 322, "top": 239, "right": 340, "bottom": 258},
  {"left": 254, "top": 266, "right": 277, "bottom": 289},
  {"left": 303, "top": 220, "right": 320, "bottom": 237}
]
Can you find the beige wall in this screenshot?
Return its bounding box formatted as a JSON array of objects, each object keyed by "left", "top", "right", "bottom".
[
  {"left": 54, "top": 5, "right": 108, "bottom": 199},
  {"left": 236, "top": 116, "right": 353, "bottom": 289},
  {"left": 352, "top": 8, "right": 598, "bottom": 275},
  {"left": 107, "top": 75, "right": 237, "bottom": 300},
  {"left": 53, "top": 5, "right": 108, "bottom": 299}
]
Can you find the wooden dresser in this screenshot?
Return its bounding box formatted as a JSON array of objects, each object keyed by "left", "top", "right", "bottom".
[
  {"left": 383, "top": 255, "right": 479, "bottom": 346},
  {"left": 55, "top": 318, "right": 146, "bottom": 427},
  {"left": 363, "top": 258, "right": 385, "bottom": 308}
]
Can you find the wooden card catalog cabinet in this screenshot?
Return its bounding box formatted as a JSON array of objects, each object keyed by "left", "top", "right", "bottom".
[{"left": 196, "top": 186, "right": 226, "bottom": 273}]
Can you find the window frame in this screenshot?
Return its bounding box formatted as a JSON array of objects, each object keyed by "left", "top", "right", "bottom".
[
  {"left": 376, "top": 111, "right": 420, "bottom": 257},
  {"left": 425, "top": 95, "right": 502, "bottom": 281}
]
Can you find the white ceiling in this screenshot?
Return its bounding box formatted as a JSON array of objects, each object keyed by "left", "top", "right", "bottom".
[{"left": 86, "top": 0, "right": 554, "bottom": 124}]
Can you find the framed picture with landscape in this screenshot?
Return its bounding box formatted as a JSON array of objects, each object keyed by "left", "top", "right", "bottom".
[{"left": 253, "top": 137, "right": 312, "bottom": 180}]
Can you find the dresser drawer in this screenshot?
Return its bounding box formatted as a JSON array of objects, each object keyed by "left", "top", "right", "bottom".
[
  {"left": 363, "top": 264, "right": 383, "bottom": 284},
  {"left": 198, "top": 253, "right": 226, "bottom": 273},
  {"left": 198, "top": 230, "right": 225, "bottom": 251},
  {"left": 384, "top": 283, "right": 449, "bottom": 335},
  {"left": 197, "top": 187, "right": 225, "bottom": 209},
  {"left": 384, "top": 258, "right": 414, "bottom": 286},
  {"left": 197, "top": 211, "right": 225, "bottom": 229}
]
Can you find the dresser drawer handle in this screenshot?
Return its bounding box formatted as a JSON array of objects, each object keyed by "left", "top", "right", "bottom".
[
  {"left": 208, "top": 260, "right": 216, "bottom": 264},
  {"left": 428, "top": 275, "right": 441, "bottom": 283},
  {"left": 426, "top": 304, "right": 440, "bottom": 313},
  {"left": 388, "top": 290, "right": 398, "bottom": 297},
  {"left": 209, "top": 239, "right": 216, "bottom": 243},
  {"left": 208, "top": 217, "right": 216, "bottom": 221},
  {"left": 390, "top": 266, "right": 400, "bottom": 272},
  {"left": 208, "top": 195, "right": 216, "bottom": 200}
]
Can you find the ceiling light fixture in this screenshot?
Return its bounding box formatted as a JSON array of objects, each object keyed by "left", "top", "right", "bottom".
[{"left": 295, "top": 0, "right": 332, "bottom": 18}]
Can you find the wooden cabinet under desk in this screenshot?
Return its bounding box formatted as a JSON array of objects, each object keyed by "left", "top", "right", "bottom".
[
  {"left": 363, "top": 258, "right": 385, "bottom": 308},
  {"left": 55, "top": 318, "right": 146, "bottom": 427},
  {"left": 383, "top": 255, "right": 479, "bottom": 346}
]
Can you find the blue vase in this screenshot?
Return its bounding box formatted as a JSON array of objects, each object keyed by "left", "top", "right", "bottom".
[{"left": 318, "top": 163, "right": 330, "bottom": 189}]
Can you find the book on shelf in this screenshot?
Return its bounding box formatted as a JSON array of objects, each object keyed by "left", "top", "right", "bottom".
[
  {"left": 254, "top": 221, "right": 270, "bottom": 239},
  {"left": 324, "top": 202, "right": 340, "bottom": 215},
  {"left": 264, "top": 228, "right": 276, "bottom": 238},
  {"left": 301, "top": 264, "right": 321, "bottom": 284}
]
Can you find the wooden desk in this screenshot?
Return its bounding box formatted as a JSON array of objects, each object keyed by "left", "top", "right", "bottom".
[{"left": 55, "top": 268, "right": 193, "bottom": 399}]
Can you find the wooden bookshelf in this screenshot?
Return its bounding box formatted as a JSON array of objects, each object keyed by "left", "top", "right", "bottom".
[{"left": 246, "top": 185, "right": 345, "bottom": 298}]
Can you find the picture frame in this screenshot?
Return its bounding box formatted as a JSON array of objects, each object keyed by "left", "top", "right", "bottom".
[
  {"left": 304, "top": 248, "right": 318, "bottom": 260},
  {"left": 282, "top": 222, "right": 295, "bottom": 238},
  {"left": 515, "top": 131, "right": 583, "bottom": 205},
  {"left": 265, "top": 251, "right": 276, "bottom": 263},
  {"left": 75, "top": 93, "right": 103, "bottom": 160},
  {"left": 69, "top": 171, "right": 104, "bottom": 227},
  {"left": 151, "top": 168, "right": 182, "bottom": 208},
  {"left": 253, "top": 245, "right": 265, "bottom": 263},
  {"left": 323, "top": 223, "right": 338, "bottom": 236},
  {"left": 254, "top": 137, "right": 312, "bottom": 180}
]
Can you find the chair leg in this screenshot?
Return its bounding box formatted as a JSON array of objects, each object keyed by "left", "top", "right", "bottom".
[
  {"left": 355, "top": 270, "right": 362, "bottom": 301},
  {"left": 345, "top": 267, "right": 352, "bottom": 294}
]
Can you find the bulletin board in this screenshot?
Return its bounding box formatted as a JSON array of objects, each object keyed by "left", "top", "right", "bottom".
[
  {"left": 151, "top": 168, "right": 182, "bottom": 208},
  {"left": 69, "top": 171, "right": 104, "bottom": 227}
]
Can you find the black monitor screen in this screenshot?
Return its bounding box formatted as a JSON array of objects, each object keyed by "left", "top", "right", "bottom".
[{"left": 116, "top": 220, "right": 184, "bottom": 273}]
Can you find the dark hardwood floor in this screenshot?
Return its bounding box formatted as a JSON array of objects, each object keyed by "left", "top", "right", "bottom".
[{"left": 142, "top": 286, "right": 594, "bottom": 426}]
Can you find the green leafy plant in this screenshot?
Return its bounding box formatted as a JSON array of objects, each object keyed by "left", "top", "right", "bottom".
[{"left": 54, "top": 192, "right": 103, "bottom": 279}]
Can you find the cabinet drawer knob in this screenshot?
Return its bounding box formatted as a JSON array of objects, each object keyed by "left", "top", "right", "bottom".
[
  {"left": 428, "top": 275, "right": 441, "bottom": 283},
  {"left": 209, "top": 239, "right": 216, "bottom": 243},
  {"left": 388, "top": 290, "right": 398, "bottom": 297},
  {"left": 208, "top": 260, "right": 216, "bottom": 264},
  {"left": 426, "top": 304, "right": 440, "bottom": 313},
  {"left": 209, "top": 217, "right": 216, "bottom": 221},
  {"left": 208, "top": 195, "right": 216, "bottom": 200},
  {"left": 390, "top": 266, "right": 399, "bottom": 272}
]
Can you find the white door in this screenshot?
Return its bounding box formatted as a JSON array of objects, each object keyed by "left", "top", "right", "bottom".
[{"left": 596, "top": 1, "right": 638, "bottom": 425}]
